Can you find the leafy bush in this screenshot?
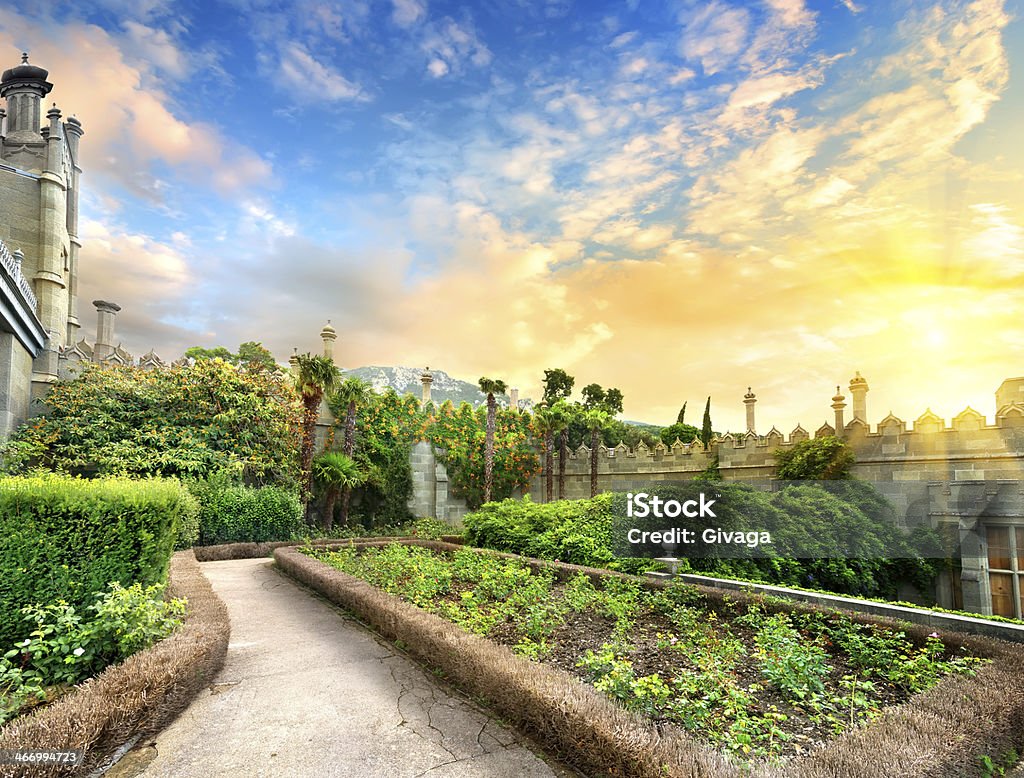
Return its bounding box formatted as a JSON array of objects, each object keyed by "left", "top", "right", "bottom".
[
  {"left": 0, "top": 583, "right": 185, "bottom": 723},
  {"left": 0, "top": 476, "right": 194, "bottom": 649},
  {"left": 774, "top": 435, "right": 855, "bottom": 480},
  {"left": 189, "top": 476, "right": 304, "bottom": 545},
  {"left": 1, "top": 360, "right": 302, "bottom": 488}
]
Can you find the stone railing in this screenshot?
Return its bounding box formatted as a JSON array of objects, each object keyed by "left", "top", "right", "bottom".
[{"left": 0, "top": 237, "right": 37, "bottom": 311}]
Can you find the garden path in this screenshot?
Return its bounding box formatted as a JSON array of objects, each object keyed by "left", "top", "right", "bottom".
[{"left": 122, "top": 557, "right": 565, "bottom": 778}]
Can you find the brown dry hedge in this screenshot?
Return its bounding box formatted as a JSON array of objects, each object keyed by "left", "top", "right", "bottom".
[
  {"left": 278, "top": 540, "right": 1024, "bottom": 778},
  {"left": 0, "top": 551, "right": 230, "bottom": 777},
  {"left": 191, "top": 536, "right": 423, "bottom": 562}
]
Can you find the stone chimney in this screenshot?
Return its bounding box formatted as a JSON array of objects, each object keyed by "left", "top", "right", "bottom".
[
  {"left": 320, "top": 320, "right": 336, "bottom": 361},
  {"left": 509, "top": 387, "right": 519, "bottom": 411},
  {"left": 849, "top": 372, "right": 869, "bottom": 422},
  {"left": 832, "top": 386, "right": 847, "bottom": 435},
  {"left": 743, "top": 387, "right": 756, "bottom": 434},
  {"left": 0, "top": 54, "right": 52, "bottom": 144},
  {"left": 92, "top": 300, "right": 120, "bottom": 362},
  {"left": 420, "top": 367, "right": 433, "bottom": 407}
]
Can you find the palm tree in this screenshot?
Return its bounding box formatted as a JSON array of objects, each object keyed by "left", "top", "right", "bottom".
[
  {"left": 549, "top": 401, "right": 571, "bottom": 501},
  {"left": 581, "top": 407, "right": 610, "bottom": 498},
  {"left": 314, "top": 451, "right": 365, "bottom": 531},
  {"left": 532, "top": 406, "right": 557, "bottom": 502},
  {"left": 332, "top": 377, "right": 372, "bottom": 524},
  {"left": 294, "top": 353, "right": 341, "bottom": 517},
  {"left": 478, "top": 377, "right": 507, "bottom": 505}
]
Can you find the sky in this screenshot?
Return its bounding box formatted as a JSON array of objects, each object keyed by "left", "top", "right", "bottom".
[{"left": 1, "top": 0, "right": 1022, "bottom": 432}]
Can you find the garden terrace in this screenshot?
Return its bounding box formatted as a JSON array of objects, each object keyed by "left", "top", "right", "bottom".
[{"left": 279, "top": 539, "right": 1024, "bottom": 778}]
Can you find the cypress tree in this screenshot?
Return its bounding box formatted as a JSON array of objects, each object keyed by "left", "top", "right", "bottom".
[
  {"left": 676, "top": 401, "right": 687, "bottom": 425},
  {"left": 700, "top": 396, "right": 713, "bottom": 448}
]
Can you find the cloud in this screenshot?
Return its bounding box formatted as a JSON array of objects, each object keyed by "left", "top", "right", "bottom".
[
  {"left": 0, "top": 18, "right": 271, "bottom": 198},
  {"left": 421, "top": 17, "right": 491, "bottom": 78},
  {"left": 678, "top": 2, "right": 750, "bottom": 75},
  {"left": 277, "top": 41, "right": 366, "bottom": 102},
  {"left": 392, "top": 0, "right": 427, "bottom": 28}
]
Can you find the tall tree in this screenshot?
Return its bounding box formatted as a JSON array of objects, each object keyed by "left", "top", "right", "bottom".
[
  {"left": 541, "top": 368, "right": 575, "bottom": 405},
  {"left": 314, "top": 451, "right": 365, "bottom": 531},
  {"left": 478, "top": 377, "right": 508, "bottom": 504},
  {"left": 532, "top": 406, "right": 557, "bottom": 502},
  {"left": 701, "top": 396, "right": 713, "bottom": 449},
  {"left": 603, "top": 387, "right": 624, "bottom": 415},
  {"left": 237, "top": 341, "right": 277, "bottom": 369},
  {"left": 294, "top": 353, "right": 341, "bottom": 518},
  {"left": 332, "top": 377, "right": 372, "bottom": 524},
  {"left": 581, "top": 383, "right": 605, "bottom": 409},
  {"left": 548, "top": 401, "right": 571, "bottom": 500},
  {"left": 582, "top": 408, "right": 610, "bottom": 498},
  {"left": 677, "top": 402, "right": 687, "bottom": 425}
]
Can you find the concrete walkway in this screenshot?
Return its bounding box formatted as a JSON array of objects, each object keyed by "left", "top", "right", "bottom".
[{"left": 121, "top": 558, "right": 565, "bottom": 778}]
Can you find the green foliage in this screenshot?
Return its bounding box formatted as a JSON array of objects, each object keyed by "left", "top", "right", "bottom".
[
  {"left": 1, "top": 361, "right": 302, "bottom": 488},
  {"left": 463, "top": 494, "right": 654, "bottom": 574},
  {"left": 676, "top": 402, "right": 687, "bottom": 425},
  {"left": 0, "top": 582, "right": 185, "bottom": 723},
  {"left": 188, "top": 475, "right": 304, "bottom": 545},
  {"left": 659, "top": 422, "right": 700, "bottom": 446},
  {"left": 477, "top": 377, "right": 508, "bottom": 397},
  {"left": 185, "top": 342, "right": 277, "bottom": 367},
  {"left": 753, "top": 613, "right": 830, "bottom": 702},
  {"left": 541, "top": 368, "right": 574, "bottom": 404},
  {"left": 700, "top": 396, "right": 713, "bottom": 448},
  {"left": 774, "top": 435, "right": 856, "bottom": 480},
  {"left": 0, "top": 475, "right": 192, "bottom": 649}
]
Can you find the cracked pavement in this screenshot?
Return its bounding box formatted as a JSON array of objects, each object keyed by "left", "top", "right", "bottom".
[{"left": 130, "top": 557, "right": 566, "bottom": 778}]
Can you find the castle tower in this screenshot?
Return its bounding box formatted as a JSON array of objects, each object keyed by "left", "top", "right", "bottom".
[
  {"left": 320, "top": 320, "right": 336, "bottom": 361},
  {"left": 743, "top": 387, "right": 756, "bottom": 434},
  {"left": 0, "top": 55, "right": 84, "bottom": 402},
  {"left": 849, "top": 372, "right": 869, "bottom": 422},
  {"left": 92, "top": 300, "right": 120, "bottom": 362},
  {"left": 509, "top": 387, "right": 519, "bottom": 411},
  {"left": 420, "top": 367, "right": 433, "bottom": 407},
  {"left": 832, "top": 386, "right": 846, "bottom": 435}
]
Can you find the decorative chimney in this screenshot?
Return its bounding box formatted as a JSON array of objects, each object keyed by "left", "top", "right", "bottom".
[
  {"left": 832, "top": 386, "right": 847, "bottom": 435},
  {"left": 320, "top": 320, "right": 336, "bottom": 361},
  {"left": 92, "top": 300, "right": 120, "bottom": 362},
  {"left": 849, "top": 372, "right": 869, "bottom": 422},
  {"left": 509, "top": 387, "right": 519, "bottom": 411},
  {"left": 743, "top": 387, "right": 756, "bottom": 434},
  {"left": 420, "top": 367, "right": 433, "bottom": 407},
  {"left": 288, "top": 348, "right": 299, "bottom": 371}
]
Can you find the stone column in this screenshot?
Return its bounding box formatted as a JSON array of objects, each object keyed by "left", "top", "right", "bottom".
[
  {"left": 320, "top": 320, "right": 336, "bottom": 361},
  {"left": 92, "top": 300, "right": 120, "bottom": 362},
  {"left": 849, "top": 372, "right": 869, "bottom": 422},
  {"left": 509, "top": 387, "right": 519, "bottom": 410},
  {"left": 832, "top": 387, "right": 846, "bottom": 436},
  {"left": 421, "top": 367, "right": 433, "bottom": 407},
  {"left": 64, "top": 115, "right": 83, "bottom": 344},
  {"left": 743, "top": 387, "right": 756, "bottom": 434}
]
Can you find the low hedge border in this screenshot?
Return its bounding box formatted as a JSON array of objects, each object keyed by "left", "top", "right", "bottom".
[
  {"left": 281, "top": 540, "right": 1024, "bottom": 778},
  {"left": 0, "top": 551, "right": 230, "bottom": 777},
  {"left": 191, "top": 536, "right": 430, "bottom": 562}
]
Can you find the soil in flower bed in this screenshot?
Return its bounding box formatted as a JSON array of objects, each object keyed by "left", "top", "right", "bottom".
[{"left": 303, "top": 543, "right": 987, "bottom": 767}]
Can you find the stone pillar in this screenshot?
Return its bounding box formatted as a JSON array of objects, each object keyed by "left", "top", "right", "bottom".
[
  {"left": 320, "top": 320, "right": 336, "bottom": 361},
  {"left": 30, "top": 104, "right": 69, "bottom": 397},
  {"left": 64, "top": 115, "right": 83, "bottom": 344},
  {"left": 509, "top": 387, "right": 519, "bottom": 411},
  {"left": 288, "top": 348, "right": 299, "bottom": 371},
  {"left": 0, "top": 55, "right": 51, "bottom": 143},
  {"left": 743, "top": 387, "right": 756, "bottom": 434},
  {"left": 849, "top": 372, "right": 869, "bottom": 422},
  {"left": 832, "top": 387, "right": 846, "bottom": 436},
  {"left": 92, "top": 300, "right": 120, "bottom": 362},
  {"left": 421, "top": 367, "right": 433, "bottom": 407}
]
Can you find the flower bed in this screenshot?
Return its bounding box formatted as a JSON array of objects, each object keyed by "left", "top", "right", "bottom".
[{"left": 279, "top": 540, "right": 1024, "bottom": 777}]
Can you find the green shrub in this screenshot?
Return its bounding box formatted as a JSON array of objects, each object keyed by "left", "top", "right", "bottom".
[
  {"left": 0, "top": 582, "right": 185, "bottom": 723},
  {"left": 0, "top": 475, "right": 193, "bottom": 649},
  {"left": 189, "top": 477, "right": 304, "bottom": 545}
]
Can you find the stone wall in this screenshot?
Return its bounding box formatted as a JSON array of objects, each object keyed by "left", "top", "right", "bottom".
[{"left": 407, "top": 440, "right": 470, "bottom": 524}]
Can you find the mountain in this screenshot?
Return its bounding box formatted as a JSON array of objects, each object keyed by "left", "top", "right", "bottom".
[{"left": 341, "top": 366, "right": 534, "bottom": 410}]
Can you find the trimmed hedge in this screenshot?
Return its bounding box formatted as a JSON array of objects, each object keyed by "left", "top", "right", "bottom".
[
  {"left": 0, "top": 551, "right": 230, "bottom": 777},
  {"left": 0, "top": 476, "right": 195, "bottom": 649},
  {"left": 188, "top": 479, "right": 304, "bottom": 546}
]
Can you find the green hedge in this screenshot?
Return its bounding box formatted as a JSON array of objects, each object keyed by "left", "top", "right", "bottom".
[
  {"left": 189, "top": 479, "right": 304, "bottom": 545},
  {"left": 464, "top": 484, "right": 938, "bottom": 598},
  {"left": 0, "top": 475, "right": 195, "bottom": 648}
]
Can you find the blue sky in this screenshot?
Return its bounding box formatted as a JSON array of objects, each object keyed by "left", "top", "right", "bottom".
[{"left": 2, "top": 0, "right": 1022, "bottom": 430}]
